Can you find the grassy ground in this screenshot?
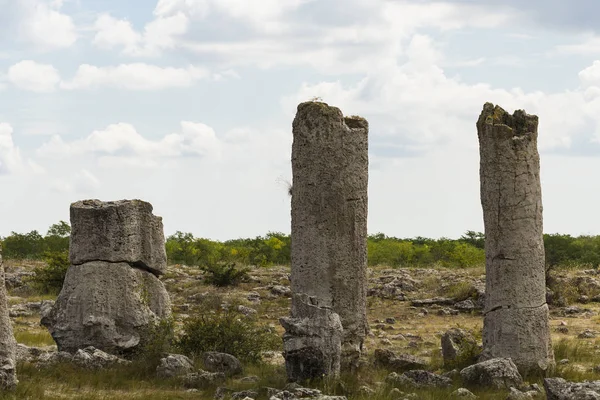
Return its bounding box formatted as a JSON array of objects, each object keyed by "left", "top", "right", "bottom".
[{"left": 3, "top": 263, "right": 600, "bottom": 399}]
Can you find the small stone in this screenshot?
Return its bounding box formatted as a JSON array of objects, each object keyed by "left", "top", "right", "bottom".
[{"left": 450, "top": 388, "right": 477, "bottom": 399}]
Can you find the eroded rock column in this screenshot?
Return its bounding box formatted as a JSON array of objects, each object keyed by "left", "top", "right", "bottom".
[
  {"left": 0, "top": 246, "right": 17, "bottom": 389},
  {"left": 42, "top": 199, "right": 171, "bottom": 355},
  {"left": 477, "top": 103, "right": 554, "bottom": 374},
  {"left": 281, "top": 101, "right": 368, "bottom": 380}
]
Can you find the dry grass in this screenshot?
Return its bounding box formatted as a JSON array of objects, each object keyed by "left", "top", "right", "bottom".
[{"left": 3, "top": 263, "right": 600, "bottom": 398}]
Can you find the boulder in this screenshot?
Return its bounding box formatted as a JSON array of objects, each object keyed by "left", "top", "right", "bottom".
[
  {"left": 156, "top": 354, "right": 195, "bottom": 378},
  {"left": 69, "top": 199, "right": 167, "bottom": 276},
  {"left": 403, "top": 370, "right": 452, "bottom": 388},
  {"left": 202, "top": 352, "right": 243, "bottom": 377},
  {"left": 182, "top": 371, "right": 226, "bottom": 388},
  {"left": 460, "top": 358, "right": 523, "bottom": 389},
  {"left": 544, "top": 378, "right": 600, "bottom": 400},
  {"left": 374, "top": 349, "right": 428, "bottom": 371},
  {"left": 41, "top": 261, "right": 171, "bottom": 354},
  {"left": 441, "top": 328, "right": 478, "bottom": 367}
]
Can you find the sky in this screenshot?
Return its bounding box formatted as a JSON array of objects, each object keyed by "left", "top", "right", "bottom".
[{"left": 2, "top": 0, "right": 600, "bottom": 240}]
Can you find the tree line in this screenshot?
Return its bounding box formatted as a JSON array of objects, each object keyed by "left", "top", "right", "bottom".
[{"left": 1, "top": 223, "right": 599, "bottom": 269}]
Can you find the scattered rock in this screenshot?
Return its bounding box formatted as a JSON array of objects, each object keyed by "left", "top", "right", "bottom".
[
  {"left": 203, "top": 352, "right": 243, "bottom": 377},
  {"left": 506, "top": 387, "right": 535, "bottom": 400},
  {"left": 71, "top": 346, "right": 130, "bottom": 370},
  {"left": 237, "top": 305, "right": 257, "bottom": 316},
  {"left": 460, "top": 358, "right": 523, "bottom": 389},
  {"left": 544, "top": 377, "right": 600, "bottom": 400},
  {"left": 454, "top": 299, "right": 476, "bottom": 312},
  {"left": 182, "top": 371, "right": 226, "bottom": 388},
  {"left": 403, "top": 370, "right": 452, "bottom": 388},
  {"left": 578, "top": 329, "right": 597, "bottom": 339},
  {"left": 156, "top": 354, "right": 194, "bottom": 378},
  {"left": 374, "top": 349, "right": 427, "bottom": 371},
  {"left": 441, "top": 328, "right": 478, "bottom": 367},
  {"left": 411, "top": 297, "right": 455, "bottom": 307},
  {"left": 451, "top": 388, "right": 477, "bottom": 399}
]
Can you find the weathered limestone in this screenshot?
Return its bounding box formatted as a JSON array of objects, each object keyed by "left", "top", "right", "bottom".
[
  {"left": 42, "top": 199, "right": 171, "bottom": 355},
  {"left": 280, "top": 294, "right": 343, "bottom": 381},
  {"left": 282, "top": 101, "right": 368, "bottom": 380},
  {"left": 69, "top": 199, "right": 167, "bottom": 276},
  {"left": 42, "top": 262, "right": 170, "bottom": 354},
  {"left": 0, "top": 246, "right": 17, "bottom": 390},
  {"left": 477, "top": 103, "right": 554, "bottom": 374}
]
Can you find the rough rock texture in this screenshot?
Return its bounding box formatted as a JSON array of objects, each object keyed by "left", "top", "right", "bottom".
[
  {"left": 71, "top": 346, "right": 130, "bottom": 369},
  {"left": 441, "top": 328, "right": 478, "bottom": 367},
  {"left": 460, "top": 357, "right": 523, "bottom": 389},
  {"left": 450, "top": 388, "right": 477, "bottom": 399},
  {"left": 544, "top": 378, "right": 600, "bottom": 400},
  {"left": 374, "top": 349, "right": 428, "bottom": 371},
  {"left": 156, "top": 354, "right": 195, "bottom": 378},
  {"left": 41, "top": 261, "right": 171, "bottom": 354},
  {"left": 202, "top": 352, "right": 243, "bottom": 377},
  {"left": 69, "top": 199, "right": 167, "bottom": 276},
  {"left": 402, "top": 370, "right": 452, "bottom": 388},
  {"left": 0, "top": 246, "right": 17, "bottom": 390},
  {"left": 280, "top": 294, "right": 343, "bottom": 381},
  {"left": 288, "top": 101, "right": 369, "bottom": 371},
  {"left": 477, "top": 103, "right": 554, "bottom": 374}
]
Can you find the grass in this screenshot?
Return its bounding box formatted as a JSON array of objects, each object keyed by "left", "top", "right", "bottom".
[
  {"left": 5, "top": 262, "right": 600, "bottom": 398},
  {"left": 14, "top": 330, "right": 55, "bottom": 347}
]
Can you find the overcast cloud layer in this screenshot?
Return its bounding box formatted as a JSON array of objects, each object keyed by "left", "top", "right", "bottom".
[{"left": 2, "top": 0, "right": 600, "bottom": 240}]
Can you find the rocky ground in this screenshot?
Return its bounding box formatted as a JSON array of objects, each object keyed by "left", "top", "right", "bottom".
[{"left": 3, "top": 260, "right": 600, "bottom": 399}]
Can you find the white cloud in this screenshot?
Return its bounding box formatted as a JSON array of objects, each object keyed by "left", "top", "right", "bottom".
[
  {"left": 0, "top": 123, "right": 23, "bottom": 174},
  {"left": 92, "top": 12, "right": 189, "bottom": 57},
  {"left": 92, "top": 14, "right": 141, "bottom": 52},
  {"left": 20, "top": 1, "right": 77, "bottom": 50},
  {"left": 282, "top": 36, "right": 597, "bottom": 155},
  {"left": 555, "top": 34, "right": 600, "bottom": 55},
  {"left": 60, "top": 63, "right": 211, "bottom": 90},
  {"left": 37, "top": 122, "right": 223, "bottom": 165},
  {"left": 8, "top": 60, "right": 61, "bottom": 92},
  {"left": 579, "top": 61, "right": 600, "bottom": 88}
]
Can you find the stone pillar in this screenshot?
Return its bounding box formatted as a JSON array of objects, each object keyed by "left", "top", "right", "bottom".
[
  {"left": 42, "top": 199, "right": 171, "bottom": 355},
  {"left": 281, "top": 101, "right": 368, "bottom": 380},
  {"left": 0, "top": 246, "right": 17, "bottom": 390},
  {"left": 477, "top": 103, "right": 554, "bottom": 374}
]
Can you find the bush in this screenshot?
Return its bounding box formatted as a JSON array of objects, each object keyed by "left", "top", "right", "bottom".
[
  {"left": 176, "top": 309, "right": 280, "bottom": 363},
  {"left": 134, "top": 318, "right": 176, "bottom": 372},
  {"left": 201, "top": 262, "right": 250, "bottom": 287},
  {"left": 27, "top": 251, "right": 70, "bottom": 294}
]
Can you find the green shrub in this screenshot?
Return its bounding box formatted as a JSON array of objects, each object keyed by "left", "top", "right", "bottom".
[
  {"left": 27, "top": 251, "right": 70, "bottom": 294},
  {"left": 201, "top": 262, "right": 250, "bottom": 287},
  {"left": 134, "top": 318, "right": 176, "bottom": 372},
  {"left": 176, "top": 309, "right": 280, "bottom": 363}
]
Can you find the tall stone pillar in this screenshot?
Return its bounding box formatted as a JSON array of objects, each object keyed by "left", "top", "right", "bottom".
[
  {"left": 477, "top": 103, "right": 554, "bottom": 374},
  {"left": 281, "top": 101, "right": 369, "bottom": 381},
  {"left": 0, "top": 246, "right": 17, "bottom": 390}
]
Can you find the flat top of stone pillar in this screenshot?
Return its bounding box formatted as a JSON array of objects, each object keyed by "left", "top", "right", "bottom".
[
  {"left": 71, "top": 199, "right": 154, "bottom": 212},
  {"left": 295, "top": 101, "right": 368, "bottom": 131},
  {"left": 478, "top": 102, "right": 538, "bottom": 136}
]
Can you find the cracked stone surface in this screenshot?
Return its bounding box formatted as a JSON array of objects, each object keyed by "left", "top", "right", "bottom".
[
  {"left": 477, "top": 103, "right": 554, "bottom": 374},
  {"left": 287, "top": 101, "right": 369, "bottom": 372},
  {"left": 280, "top": 294, "right": 343, "bottom": 381},
  {"left": 69, "top": 199, "right": 167, "bottom": 276}
]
